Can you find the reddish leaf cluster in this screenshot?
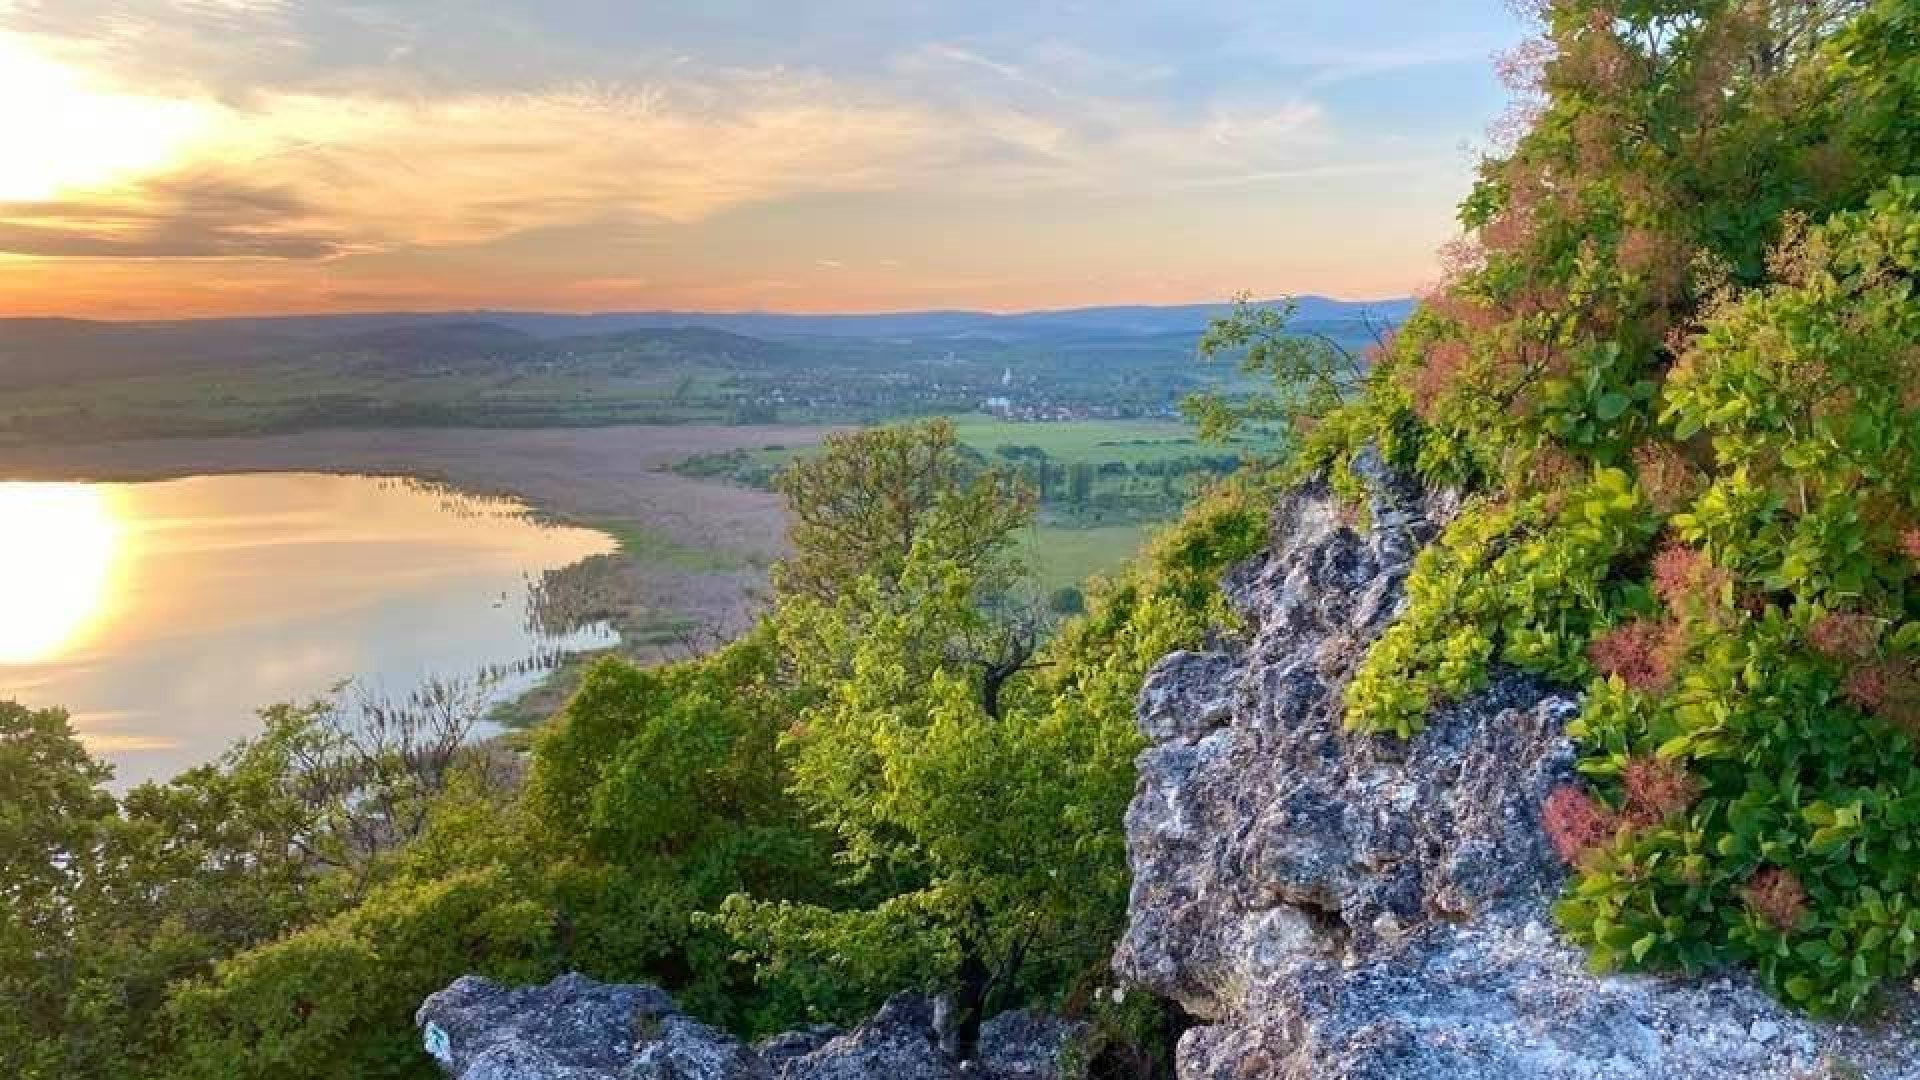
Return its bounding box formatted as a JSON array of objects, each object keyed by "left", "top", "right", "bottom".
[
  {"left": 1543, "top": 784, "right": 1618, "bottom": 866},
  {"left": 1481, "top": 161, "right": 1551, "bottom": 256},
  {"left": 1407, "top": 340, "right": 1472, "bottom": 418},
  {"left": 1808, "top": 612, "right": 1881, "bottom": 660},
  {"left": 1841, "top": 661, "right": 1920, "bottom": 731},
  {"left": 1588, "top": 619, "right": 1681, "bottom": 693},
  {"left": 1652, "top": 543, "right": 1732, "bottom": 612},
  {"left": 1621, "top": 756, "right": 1700, "bottom": 826},
  {"left": 1527, "top": 445, "right": 1586, "bottom": 494},
  {"left": 1902, "top": 528, "right": 1920, "bottom": 563},
  {"left": 1631, "top": 441, "right": 1699, "bottom": 513},
  {"left": 1617, "top": 226, "right": 1688, "bottom": 302},
  {"left": 1494, "top": 35, "right": 1555, "bottom": 97},
  {"left": 1572, "top": 109, "right": 1619, "bottom": 172},
  {"left": 1553, "top": 13, "right": 1636, "bottom": 97},
  {"left": 1743, "top": 867, "right": 1809, "bottom": 933},
  {"left": 1843, "top": 663, "right": 1896, "bottom": 712},
  {"left": 1425, "top": 285, "right": 1502, "bottom": 333},
  {"left": 1434, "top": 237, "right": 1487, "bottom": 289}
]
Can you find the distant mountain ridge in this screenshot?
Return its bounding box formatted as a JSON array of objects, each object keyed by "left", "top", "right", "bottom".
[
  {"left": 0, "top": 295, "right": 1409, "bottom": 338},
  {"left": 0, "top": 297, "right": 1412, "bottom": 390}
]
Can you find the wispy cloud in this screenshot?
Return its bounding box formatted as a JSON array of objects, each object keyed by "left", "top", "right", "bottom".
[
  {"left": 0, "top": 173, "right": 344, "bottom": 258},
  {"left": 0, "top": 0, "right": 1528, "bottom": 311},
  {"left": 0, "top": 67, "right": 1354, "bottom": 260}
]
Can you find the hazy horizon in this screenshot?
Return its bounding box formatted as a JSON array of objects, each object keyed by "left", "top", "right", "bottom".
[{"left": 2, "top": 292, "right": 1416, "bottom": 325}]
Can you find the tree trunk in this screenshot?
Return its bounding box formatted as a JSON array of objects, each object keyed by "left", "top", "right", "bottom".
[{"left": 953, "top": 935, "right": 991, "bottom": 1062}]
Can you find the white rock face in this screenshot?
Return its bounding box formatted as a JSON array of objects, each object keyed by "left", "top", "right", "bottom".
[
  {"left": 415, "top": 974, "right": 1086, "bottom": 1080},
  {"left": 1115, "top": 455, "right": 1920, "bottom": 1079}
]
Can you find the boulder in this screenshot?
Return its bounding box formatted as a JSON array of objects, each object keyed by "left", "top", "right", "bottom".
[
  {"left": 417, "top": 976, "right": 1085, "bottom": 1080},
  {"left": 1115, "top": 455, "right": 1920, "bottom": 1079}
]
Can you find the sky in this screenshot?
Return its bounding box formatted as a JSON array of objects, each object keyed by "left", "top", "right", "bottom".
[{"left": 0, "top": 1, "right": 1528, "bottom": 318}]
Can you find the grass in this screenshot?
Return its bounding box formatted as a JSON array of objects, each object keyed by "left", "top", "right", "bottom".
[
  {"left": 0, "top": 359, "right": 746, "bottom": 441},
  {"left": 946, "top": 415, "right": 1286, "bottom": 464},
  {"left": 1020, "top": 522, "right": 1154, "bottom": 595},
  {"left": 597, "top": 520, "right": 749, "bottom": 573},
  {"left": 680, "top": 417, "right": 1288, "bottom": 478},
  {"left": 671, "top": 416, "right": 1287, "bottom": 594}
]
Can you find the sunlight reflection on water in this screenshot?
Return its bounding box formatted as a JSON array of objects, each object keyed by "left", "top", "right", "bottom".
[{"left": 0, "top": 473, "right": 617, "bottom": 787}]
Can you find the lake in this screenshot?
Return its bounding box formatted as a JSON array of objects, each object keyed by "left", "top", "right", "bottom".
[{"left": 0, "top": 472, "right": 618, "bottom": 787}]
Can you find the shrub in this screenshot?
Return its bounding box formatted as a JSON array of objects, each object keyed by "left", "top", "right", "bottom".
[
  {"left": 1299, "top": 1, "right": 1920, "bottom": 1016},
  {"left": 167, "top": 869, "right": 555, "bottom": 1080}
]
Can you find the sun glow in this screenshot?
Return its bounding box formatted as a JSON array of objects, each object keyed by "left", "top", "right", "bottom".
[
  {"left": 0, "top": 35, "right": 213, "bottom": 201},
  {"left": 0, "top": 483, "right": 124, "bottom": 665}
]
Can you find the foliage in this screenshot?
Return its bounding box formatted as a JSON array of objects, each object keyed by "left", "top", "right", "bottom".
[
  {"left": 1, "top": 703, "right": 118, "bottom": 1079},
  {"left": 1346, "top": 469, "right": 1661, "bottom": 736},
  {"left": 0, "top": 701, "right": 377, "bottom": 1078},
  {"left": 721, "top": 423, "right": 1069, "bottom": 1052},
  {"left": 716, "top": 434, "right": 1268, "bottom": 1058},
  {"left": 168, "top": 865, "right": 555, "bottom": 1080},
  {"left": 1309, "top": 0, "right": 1920, "bottom": 1015},
  {"left": 1183, "top": 295, "right": 1381, "bottom": 443},
  {"left": 772, "top": 418, "right": 1033, "bottom": 602},
  {"left": 523, "top": 633, "right": 842, "bottom": 1031}
]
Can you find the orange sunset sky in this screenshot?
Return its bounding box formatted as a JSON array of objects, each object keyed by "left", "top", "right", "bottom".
[{"left": 0, "top": 1, "right": 1527, "bottom": 318}]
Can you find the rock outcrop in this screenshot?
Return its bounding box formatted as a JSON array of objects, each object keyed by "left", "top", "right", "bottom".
[
  {"left": 1115, "top": 453, "right": 1920, "bottom": 1079},
  {"left": 415, "top": 974, "right": 1086, "bottom": 1080}
]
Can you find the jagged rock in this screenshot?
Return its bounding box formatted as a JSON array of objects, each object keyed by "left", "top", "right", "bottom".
[
  {"left": 979, "top": 1009, "right": 1089, "bottom": 1080},
  {"left": 417, "top": 977, "right": 1085, "bottom": 1080},
  {"left": 782, "top": 995, "right": 960, "bottom": 1080},
  {"left": 1115, "top": 456, "right": 1920, "bottom": 1079},
  {"left": 753, "top": 1027, "right": 841, "bottom": 1075},
  {"left": 419, "top": 973, "right": 687, "bottom": 1079}
]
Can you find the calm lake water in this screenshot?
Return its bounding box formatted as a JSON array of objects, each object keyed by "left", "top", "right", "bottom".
[{"left": 0, "top": 473, "right": 617, "bottom": 787}]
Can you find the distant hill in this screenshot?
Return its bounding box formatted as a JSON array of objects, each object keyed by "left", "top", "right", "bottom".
[
  {"left": 324, "top": 322, "right": 538, "bottom": 373},
  {"left": 465, "top": 296, "right": 1413, "bottom": 343},
  {"left": 543, "top": 326, "right": 808, "bottom": 370},
  {"left": 0, "top": 297, "right": 1411, "bottom": 392}
]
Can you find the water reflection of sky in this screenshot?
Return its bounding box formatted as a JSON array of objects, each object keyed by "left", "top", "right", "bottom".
[{"left": 0, "top": 473, "right": 616, "bottom": 787}]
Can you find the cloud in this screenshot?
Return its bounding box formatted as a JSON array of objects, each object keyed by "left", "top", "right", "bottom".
[
  {"left": 234, "top": 78, "right": 938, "bottom": 241},
  {"left": 0, "top": 173, "right": 346, "bottom": 258},
  {"left": 0, "top": 0, "right": 1527, "bottom": 311},
  {"left": 2, "top": 56, "right": 1354, "bottom": 262}
]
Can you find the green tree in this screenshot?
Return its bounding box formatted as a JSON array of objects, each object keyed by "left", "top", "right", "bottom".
[
  {"left": 718, "top": 429, "right": 1270, "bottom": 1062},
  {"left": 1184, "top": 294, "right": 1379, "bottom": 443},
  {"left": 0, "top": 703, "right": 116, "bottom": 1079},
  {"left": 523, "top": 631, "right": 842, "bottom": 1031},
  {"left": 773, "top": 418, "right": 1033, "bottom": 600},
  {"left": 722, "top": 547, "right": 1127, "bottom": 1057}
]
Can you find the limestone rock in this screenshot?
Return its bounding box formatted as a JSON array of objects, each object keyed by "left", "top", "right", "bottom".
[
  {"left": 417, "top": 976, "right": 1085, "bottom": 1080},
  {"left": 1115, "top": 458, "right": 1920, "bottom": 1079}
]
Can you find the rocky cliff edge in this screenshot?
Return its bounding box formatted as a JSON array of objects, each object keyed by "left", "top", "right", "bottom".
[{"left": 1114, "top": 451, "right": 1920, "bottom": 1079}]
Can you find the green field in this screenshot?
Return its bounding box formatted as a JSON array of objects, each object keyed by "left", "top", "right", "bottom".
[
  {"left": 677, "top": 415, "right": 1286, "bottom": 478},
  {"left": 950, "top": 416, "right": 1265, "bottom": 463},
  {"left": 675, "top": 415, "right": 1282, "bottom": 592},
  {"left": 0, "top": 359, "right": 753, "bottom": 444},
  {"left": 1018, "top": 522, "right": 1154, "bottom": 595}
]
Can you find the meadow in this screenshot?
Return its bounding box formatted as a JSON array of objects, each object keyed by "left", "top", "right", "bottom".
[{"left": 674, "top": 413, "right": 1289, "bottom": 596}]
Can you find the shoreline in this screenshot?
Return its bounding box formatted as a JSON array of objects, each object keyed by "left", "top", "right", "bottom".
[{"left": 0, "top": 423, "right": 834, "bottom": 733}]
